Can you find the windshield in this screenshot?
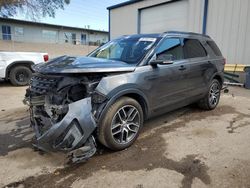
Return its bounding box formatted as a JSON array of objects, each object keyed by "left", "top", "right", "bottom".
[{"left": 88, "top": 36, "right": 157, "bottom": 64}]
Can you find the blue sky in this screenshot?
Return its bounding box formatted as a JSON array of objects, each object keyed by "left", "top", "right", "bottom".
[{"left": 15, "top": 0, "right": 126, "bottom": 31}]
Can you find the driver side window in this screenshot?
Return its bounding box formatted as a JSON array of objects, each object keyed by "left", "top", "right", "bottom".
[{"left": 155, "top": 38, "right": 184, "bottom": 61}]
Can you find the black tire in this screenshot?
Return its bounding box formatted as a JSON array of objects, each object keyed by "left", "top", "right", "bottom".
[
  {"left": 9, "top": 65, "right": 32, "bottom": 86},
  {"left": 98, "top": 97, "right": 144, "bottom": 151},
  {"left": 198, "top": 79, "right": 221, "bottom": 110}
]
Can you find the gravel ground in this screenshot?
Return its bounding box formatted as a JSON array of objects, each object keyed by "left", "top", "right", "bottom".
[{"left": 0, "top": 80, "right": 250, "bottom": 188}]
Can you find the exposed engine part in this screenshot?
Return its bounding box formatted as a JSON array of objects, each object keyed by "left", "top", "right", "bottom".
[
  {"left": 28, "top": 73, "right": 103, "bottom": 105},
  {"left": 23, "top": 95, "right": 45, "bottom": 106},
  {"left": 44, "top": 103, "right": 69, "bottom": 123},
  {"left": 25, "top": 72, "right": 106, "bottom": 163}
]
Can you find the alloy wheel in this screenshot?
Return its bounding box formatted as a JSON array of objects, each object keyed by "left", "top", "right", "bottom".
[
  {"left": 111, "top": 105, "right": 140, "bottom": 144},
  {"left": 209, "top": 82, "right": 220, "bottom": 107}
]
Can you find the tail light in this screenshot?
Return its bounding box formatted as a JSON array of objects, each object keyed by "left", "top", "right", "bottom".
[{"left": 43, "top": 54, "right": 49, "bottom": 62}]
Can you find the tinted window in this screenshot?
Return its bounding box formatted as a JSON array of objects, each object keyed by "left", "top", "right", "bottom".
[
  {"left": 156, "top": 38, "right": 183, "bottom": 61},
  {"left": 183, "top": 39, "right": 207, "bottom": 58},
  {"left": 207, "top": 41, "right": 222, "bottom": 56}
]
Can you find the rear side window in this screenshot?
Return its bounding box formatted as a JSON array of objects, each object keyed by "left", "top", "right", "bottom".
[
  {"left": 207, "top": 41, "right": 222, "bottom": 56},
  {"left": 183, "top": 39, "right": 207, "bottom": 59},
  {"left": 155, "top": 38, "right": 184, "bottom": 61}
]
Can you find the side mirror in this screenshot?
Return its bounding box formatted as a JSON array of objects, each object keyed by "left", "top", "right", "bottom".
[
  {"left": 150, "top": 59, "right": 164, "bottom": 66},
  {"left": 150, "top": 54, "right": 174, "bottom": 66}
]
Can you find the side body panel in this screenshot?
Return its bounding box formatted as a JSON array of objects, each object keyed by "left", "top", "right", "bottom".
[{"left": 95, "top": 64, "right": 197, "bottom": 119}]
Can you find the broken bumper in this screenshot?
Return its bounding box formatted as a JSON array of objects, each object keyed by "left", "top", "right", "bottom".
[{"left": 32, "top": 97, "right": 96, "bottom": 152}]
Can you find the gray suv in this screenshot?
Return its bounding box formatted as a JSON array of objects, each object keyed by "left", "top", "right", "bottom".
[{"left": 25, "top": 31, "right": 225, "bottom": 163}]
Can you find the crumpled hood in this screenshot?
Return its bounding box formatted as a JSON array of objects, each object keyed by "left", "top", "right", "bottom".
[{"left": 33, "top": 56, "right": 136, "bottom": 73}]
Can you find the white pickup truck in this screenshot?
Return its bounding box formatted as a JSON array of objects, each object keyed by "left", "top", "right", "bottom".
[{"left": 0, "top": 52, "right": 49, "bottom": 86}]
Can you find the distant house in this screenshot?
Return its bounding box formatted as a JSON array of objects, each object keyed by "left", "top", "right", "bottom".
[{"left": 0, "top": 17, "right": 108, "bottom": 46}]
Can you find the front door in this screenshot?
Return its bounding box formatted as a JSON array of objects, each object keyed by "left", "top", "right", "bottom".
[{"left": 145, "top": 37, "right": 190, "bottom": 113}]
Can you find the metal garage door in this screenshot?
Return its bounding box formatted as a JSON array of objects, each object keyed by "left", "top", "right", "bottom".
[{"left": 140, "top": 0, "right": 188, "bottom": 34}]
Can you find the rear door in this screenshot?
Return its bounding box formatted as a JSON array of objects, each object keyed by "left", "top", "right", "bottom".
[{"left": 182, "top": 38, "right": 209, "bottom": 97}]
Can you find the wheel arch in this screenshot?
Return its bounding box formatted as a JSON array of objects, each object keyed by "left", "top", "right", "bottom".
[
  {"left": 98, "top": 89, "right": 149, "bottom": 124},
  {"left": 212, "top": 73, "right": 224, "bottom": 86},
  {"left": 6, "top": 61, "right": 34, "bottom": 79},
  {"left": 122, "top": 92, "right": 148, "bottom": 120}
]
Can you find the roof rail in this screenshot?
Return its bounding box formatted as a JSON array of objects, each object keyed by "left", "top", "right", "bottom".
[{"left": 164, "top": 31, "right": 211, "bottom": 38}]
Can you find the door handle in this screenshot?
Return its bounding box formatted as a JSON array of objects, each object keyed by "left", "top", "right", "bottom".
[{"left": 179, "top": 65, "right": 186, "bottom": 71}]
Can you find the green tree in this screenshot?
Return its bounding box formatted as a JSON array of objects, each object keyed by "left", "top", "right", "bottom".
[{"left": 0, "top": 0, "right": 70, "bottom": 19}]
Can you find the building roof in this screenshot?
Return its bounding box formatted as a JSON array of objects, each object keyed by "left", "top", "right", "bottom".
[
  {"left": 107, "top": 0, "right": 143, "bottom": 10},
  {"left": 0, "top": 17, "right": 108, "bottom": 34}
]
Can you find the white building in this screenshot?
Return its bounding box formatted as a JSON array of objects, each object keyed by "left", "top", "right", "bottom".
[
  {"left": 108, "top": 0, "right": 250, "bottom": 65},
  {"left": 0, "top": 18, "right": 108, "bottom": 46}
]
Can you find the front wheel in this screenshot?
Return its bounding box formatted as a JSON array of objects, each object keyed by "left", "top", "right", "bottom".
[
  {"left": 198, "top": 79, "right": 221, "bottom": 110},
  {"left": 98, "top": 97, "right": 143, "bottom": 151}
]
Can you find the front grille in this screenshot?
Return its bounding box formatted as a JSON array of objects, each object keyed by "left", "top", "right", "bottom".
[{"left": 30, "top": 73, "right": 62, "bottom": 94}]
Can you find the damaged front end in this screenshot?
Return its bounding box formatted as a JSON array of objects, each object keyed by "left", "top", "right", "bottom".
[{"left": 24, "top": 73, "right": 106, "bottom": 163}]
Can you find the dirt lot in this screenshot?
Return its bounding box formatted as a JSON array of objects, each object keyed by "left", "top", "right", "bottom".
[{"left": 0, "top": 80, "right": 250, "bottom": 188}]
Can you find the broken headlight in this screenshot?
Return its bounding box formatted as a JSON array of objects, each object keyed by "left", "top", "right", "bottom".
[{"left": 91, "top": 91, "right": 107, "bottom": 103}]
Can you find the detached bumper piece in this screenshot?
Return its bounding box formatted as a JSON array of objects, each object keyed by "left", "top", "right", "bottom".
[
  {"left": 67, "top": 136, "right": 96, "bottom": 164},
  {"left": 31, "top": 97, "right": 97, "bottom": 163}
]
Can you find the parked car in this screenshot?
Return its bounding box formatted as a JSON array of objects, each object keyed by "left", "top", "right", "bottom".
[
  {"left": 24, "top": 31, "right": 225, "bottom": 163},
  {"left": 0, "top": 51, "right": 49, "bottom": 86}
]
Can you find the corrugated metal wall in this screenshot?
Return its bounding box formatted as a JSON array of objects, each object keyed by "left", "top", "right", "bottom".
[
  {"left": 109, "top": 0, "right": 204, "bottom": 39},
  {"left": 207, "top": 0, "right": 250, "bottom": 64},
  {"left": 109, "top": 0, "right": 169, "bottom": 39},
  {"left": 188, "top": 0, "right": 204, "bottom": 33},
  {"left": 109, "top": 0, "right": 250, "bottom": 65},
  {"left": 140, "top": 0, "right": 189, "bottom": 33}
]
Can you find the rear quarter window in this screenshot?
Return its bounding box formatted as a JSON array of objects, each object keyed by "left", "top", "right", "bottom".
[
  {"left": 207, "top": 41, "right": 222, "bottom": 56},
  {"left": 183, "top": 38, "right": 207, "bottom": 59}
]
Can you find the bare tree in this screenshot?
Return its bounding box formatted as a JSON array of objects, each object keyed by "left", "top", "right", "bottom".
[{"left": 0, "top": 0, "right": 70, "bottom": 19}]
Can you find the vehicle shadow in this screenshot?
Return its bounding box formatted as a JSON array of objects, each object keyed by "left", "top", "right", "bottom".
[
  {"left": 0, "top": 80, "right": 28, "bottom": 87},
  {"left": 0, "top": 103, "right": 235, "bottom": 158},
  {"left": 0, "top": 80, "right": 11, "bottom": 87}
]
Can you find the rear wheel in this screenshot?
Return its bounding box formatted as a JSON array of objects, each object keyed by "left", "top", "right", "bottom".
[
  {"left": 198, "top": 79, "right": 221, "bottom": 110},
  {"left": 98, "top": 97, "right": 143, "bottom": 150},
  {"left": 9, "top": 66, "right": 32, "bottom": 86}
]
